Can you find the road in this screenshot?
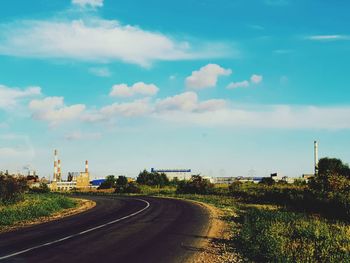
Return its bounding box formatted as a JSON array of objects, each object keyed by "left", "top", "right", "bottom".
[{"left": 0, "top": 196, "right": 212, "bottom": 263}]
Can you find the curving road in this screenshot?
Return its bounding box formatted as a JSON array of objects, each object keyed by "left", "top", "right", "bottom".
[{"left": 0, "top": 196, "right": 212, "bottom": 263}]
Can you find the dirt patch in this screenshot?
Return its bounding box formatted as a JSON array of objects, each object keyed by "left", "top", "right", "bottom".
[
  {"left": 187, "top": 201, "right": 243, "bottom": 263},
  {"left": 0, "top": 198, "right": 96, "bottom": 234}
]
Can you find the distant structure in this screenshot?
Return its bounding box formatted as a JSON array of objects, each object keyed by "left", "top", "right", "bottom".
[
  {"left": 314, "top": 140, "right": 319, "bottom": 176},
  {"left": 151, "top": 168, "right": 192, "bottom": 180},
  {"left": 49, "top": 150, "right": 91, "bottom": 191}
]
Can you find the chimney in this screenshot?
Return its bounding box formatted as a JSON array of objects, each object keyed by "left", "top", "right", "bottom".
[
  {"left": 53, "top": 149, "right": 59, "bottom": 181},
  {"left": 85, "top": 160, "right": 89, "bottom": 173},
  {"left": 58, "top": 159, "right": 61, "bottom": 181},
  {"left": 314, "top": 141, "right": 319, "bottom": 176}
]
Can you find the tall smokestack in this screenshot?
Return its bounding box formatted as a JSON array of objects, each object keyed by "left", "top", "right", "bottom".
[
  {"left": 53, "top": 149, "right": 58, "bottom": 181},
  {"left": 85, "top": 160, "right": 89, "bottom": 173},
  {"left": 314, "top": 141, "right": 319, "bottom": 176},
  {"left": 58, "top": 159, "right": 61, "bottom": 181}
]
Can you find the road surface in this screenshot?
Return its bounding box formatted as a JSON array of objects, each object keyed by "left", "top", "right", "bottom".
[{"left": 0, "top": 196, "right": 212, "bottom": 263}]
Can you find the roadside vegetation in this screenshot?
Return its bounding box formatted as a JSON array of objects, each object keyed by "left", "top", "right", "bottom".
[
  {"left": 0, "top": 175, "right": 78, "bottom": 229},
  {"left": 92, "top": 157, "right": 350, "bottom": 262}
]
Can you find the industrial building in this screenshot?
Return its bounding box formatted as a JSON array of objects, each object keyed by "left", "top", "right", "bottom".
[
  {"left": 151, "top": 168, "right": 192, "bottom": 180},
  {"left": 49, "top": 150, "right": 91, "bottom": 191}
]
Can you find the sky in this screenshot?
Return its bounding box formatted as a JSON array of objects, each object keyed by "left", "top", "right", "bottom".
[{"left": 0, "top": 0, "right": 350, "bottom": 179}]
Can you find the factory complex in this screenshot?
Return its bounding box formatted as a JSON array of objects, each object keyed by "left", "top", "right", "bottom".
[
  {"left": 2, "top": 141, "right": 319, "bottom": 191},
  {"left": 48, "top": 150, "right": 91, "bottom": 191}
]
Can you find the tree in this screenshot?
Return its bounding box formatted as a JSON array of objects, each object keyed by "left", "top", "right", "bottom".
[
  {"left": 0, "top": 175, "right": 28, "bottom": 204},
  {"left": 309, "top": 157, "right": 350, "bottom": 193},
  {"left": 176, "top": 175, "right": 214, "bottom": 195},
  {"left": 136, "top": 170, "right": 170, "bottom": 187},
  {"left": 116, "top": 176, "right": 128, "bottom": 187},
  {"left": 98, "top": 175, "right": 116, "bottom": 189}
]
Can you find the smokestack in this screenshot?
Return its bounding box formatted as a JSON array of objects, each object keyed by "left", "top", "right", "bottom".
[
  {"left": 53, "top": 149, "right": 58, "bottom": 181},
  {"left": 85, "top": 160, "right": 89, "bottom": 173},
  {"left": 314, "top": 141, "right": 319, "bottom": 176},
  {"left": 58, "top": 159, "right": 61, "bottom": 181}
]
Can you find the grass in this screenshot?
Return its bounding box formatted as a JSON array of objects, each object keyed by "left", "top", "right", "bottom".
[
  {"left": 136, "top": 185, "right": 350, "bottom": 262},
  {"left": 0, "top": 193, "right": 77, "bottom": 227},
  {"left": 238, "top": 208, "right": 350, "bottom": 262}
]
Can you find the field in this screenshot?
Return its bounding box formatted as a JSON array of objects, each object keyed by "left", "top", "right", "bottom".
[
  {"left": 136, "top": 185, "right": 350, "bottom": 262},
  {"left": 0, "top": 193, "right": 77, "bottom": 228}
]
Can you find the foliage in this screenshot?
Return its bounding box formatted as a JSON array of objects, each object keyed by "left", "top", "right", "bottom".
[
  {"left": 114, "top": 176, "right": 141, "bottom": 194},
  {"left": 259, "top": 177, "right": 275, "bottom": 185},
  {"left": 0, "top": 175, "right": 28, "bottom": 204},
  {"left": 0, "top": 193, "right": 77, "bottom": 227},
  {"left": 98, "top": 175, "right": 116, "bottom": 189},
  {"left": 116, "top": 175, "right": 128, "bottom": 187},
  {"left": 310, "top": 157, "right": 350, "bottom": 193},
  {"left": 30, "top": 183, "right": 51, "bottom": 194},
  {"left": 136, "top": 170, "right": 170, "bottom": 187},
  {"left": 237, "top": 208, "right": 350, "bottom": 262},
  {"left": 176, "top": 175, "right": 214, "bottom": 195}
]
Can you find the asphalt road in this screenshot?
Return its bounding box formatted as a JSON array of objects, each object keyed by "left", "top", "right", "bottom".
[{"left": 0, "top": 196, "right": 212, "bottom": 263}]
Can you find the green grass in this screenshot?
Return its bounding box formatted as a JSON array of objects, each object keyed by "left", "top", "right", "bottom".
[
  {"left": 136, "top": 185, "right": 350, "bottom": 262},
  {"left": 238, "top": 208, "right": 350, "bottom": 262},
  {"left": 0, "top": 193, "right": 77, "bottom": 227}
]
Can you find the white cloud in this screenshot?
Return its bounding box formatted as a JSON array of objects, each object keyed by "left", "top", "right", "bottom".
[
  {"left": 250, "top": 74, "right": 263, "bottom": 84},
  {"left": 307, "top": 35, "right": 350, "bottom": 41},
  {"left": 227, "top": 80, "right": 250, "bottom": 89},
  {"left": 0, "top": 19, "right": 232, "bottom": 67},
  {"left": 156, "top": 92, "right": 227, "bottom": 113},
  {"left": 64, "top": 131, "right": 101, "bottom": 141},
  {"left": 0, "top": 85, "right": 41, "bottom": 109},
  {"left": 89, "top": 67, "right": 111, "bottom": 77},
  {"left": 185, "top": 64, "right": 232, "bottom": 89},
  {"left": 154, "top": 105, "right": 350, "bottom": 130},
  {"left": 100, "top": 98, "right": 152, "bottom": 117},
  {"left": 156, "top": 92, "right": 198, "bottom": 112},
  {"left": 110, "top": 82, "right": 159, "bottom": 98},
  {"left": 72, "top": 0, "right": 103, "bottom": 8},
  {"left": 29, "top": 97, "right": 86, "bottom": 126}
]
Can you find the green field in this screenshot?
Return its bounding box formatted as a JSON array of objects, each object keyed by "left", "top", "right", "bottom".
[
  {"left": 136, "top": 185, "right": 350, "bottom": 262},
  {"left": 0, "top": 193, "right": 77, "bottom": 228}
]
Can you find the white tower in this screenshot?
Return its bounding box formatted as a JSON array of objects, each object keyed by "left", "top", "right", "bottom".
[{"left": 314, "top": 141, "right": 319, "bottom": 176}]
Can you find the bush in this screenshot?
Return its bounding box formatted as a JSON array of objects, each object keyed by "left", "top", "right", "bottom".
[
  {"left": 237, "top": 208, "right": 350, "bottom": 262},
  {"left": 0, "top": 175, "right": 28, "bottom": 204},
  {"left": 136, "top": 170, "right": 170, "bottom": 187},
  {"left": 115, "top": 182, "right": 141, "bottom": 194},
  {"left": 98, "top": 175, "right": 116, "bottom": 189},
  {"left": 176, "top": 175, "right": 214, "bottom": 195},
  {"left": 30, "top": 183, "right": 51, "bottom": 194}
]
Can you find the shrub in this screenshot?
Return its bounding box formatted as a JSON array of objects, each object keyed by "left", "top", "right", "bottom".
[
  {"left": 98, "top": 175, "right": 116, "bottom": 189},
  {"left": 176, "top": 175, "right": 214, "bottom": 195},
  {"left": 0, "top": 175, "right": 28, "bottom": 204},
  {"left": 237, "top": 208, "right": 350, "bottom": 262},
  {"left": 30, "top": 183, "right": 51, "bottom": 194},
  {"left": 136, "top": 170, "right": 170, "bottom": 187},
  {"left": 114, "top": 182, "right": 141, "bottom": 194}
]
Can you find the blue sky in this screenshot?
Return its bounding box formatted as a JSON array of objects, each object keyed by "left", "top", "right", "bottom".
[{"left": 0, "top": 0, "right": 349, "bottom": 179}]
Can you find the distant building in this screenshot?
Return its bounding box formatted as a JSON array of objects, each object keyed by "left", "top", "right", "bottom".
[
  {"left": 151, "top": 168, "right": 192, "bottom": 180},
  {"left": 214, "top": 177, "right": 236, "bottom": 184},
  {"left": 49, "top": 150, "right": 91, "bottom": 191}
]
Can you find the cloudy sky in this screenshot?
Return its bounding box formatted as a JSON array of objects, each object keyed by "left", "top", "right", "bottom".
[{"left": 1, "top": 0, "right": 349, "bottom": 179}]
